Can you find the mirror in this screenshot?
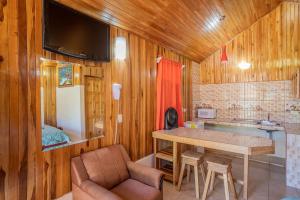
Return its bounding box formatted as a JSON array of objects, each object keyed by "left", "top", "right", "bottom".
[{"left": 40, "top": 58, "right": 105, "bottom": 151}]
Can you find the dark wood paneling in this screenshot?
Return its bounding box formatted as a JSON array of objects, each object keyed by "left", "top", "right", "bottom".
[
  {"left": 0, "top": 1, "right": 193, "bottom": 199},
  {"left": 0, "top": 0, "right": 8, "bottom": 199},
  {"left": 198, "top": 2, "right": 300, "bottom": 84}
]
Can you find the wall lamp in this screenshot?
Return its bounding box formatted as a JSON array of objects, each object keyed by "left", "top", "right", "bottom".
[
  {"left": 238, "top": 61, "right": 251, "bottom": 70},
  {"left": 115, "top": 37, "right": 126, "bottom": 60}
]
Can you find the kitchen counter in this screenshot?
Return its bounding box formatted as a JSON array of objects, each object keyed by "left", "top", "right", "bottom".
[
  {"left": 194, "top": 118, "right": 300, "bottom": 135},
  {"left": 193, "top": 118, "right": 300, "bottom": 189},
  {"left": 284, "top": 123, "right": 300, "bottom": 135}
]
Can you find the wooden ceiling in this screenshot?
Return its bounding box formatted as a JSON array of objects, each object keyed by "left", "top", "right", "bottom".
[{"left": 56, "top": 0, "right": 283, "bottom": 62}]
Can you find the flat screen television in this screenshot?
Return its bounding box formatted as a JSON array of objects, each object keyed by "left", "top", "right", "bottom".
[{"left": 43, "top": 0, "right": 110, "bottom": 61}]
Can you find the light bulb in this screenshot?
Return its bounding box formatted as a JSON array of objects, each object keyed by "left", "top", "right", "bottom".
[{"left": 238, "top": 61, "right": 251, "bottom": 70}]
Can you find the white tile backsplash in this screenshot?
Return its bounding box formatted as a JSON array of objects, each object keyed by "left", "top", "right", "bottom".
[{"left": 192, "top": 80, "right": 300, "bottom": 123}]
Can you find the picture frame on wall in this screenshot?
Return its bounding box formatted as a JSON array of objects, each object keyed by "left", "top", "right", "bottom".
[{"left": 58, "top": 64, "right": 73, "bottom": 87}]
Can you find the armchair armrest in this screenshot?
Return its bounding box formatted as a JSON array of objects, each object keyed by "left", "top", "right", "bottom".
[
  {"left": 127, "top": 161, "right": 164, "bottom": 190},
  {"left": 80, "top": 180, "right": 122, "bottom": 200}
]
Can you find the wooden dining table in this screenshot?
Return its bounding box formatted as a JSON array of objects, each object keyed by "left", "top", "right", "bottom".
[{"left": 152, "top": 127, "right": 275, "bottom": 200}]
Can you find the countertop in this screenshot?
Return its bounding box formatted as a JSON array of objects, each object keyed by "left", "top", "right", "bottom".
[
  {"left": 153, "top": 127, "right": 273, "bottom": 149},
  {"left": 284, "top": 123, "right": 300, "bottom": 135},
  {"left": 194, "top": 118, "right": 300, "bottom": 135}
]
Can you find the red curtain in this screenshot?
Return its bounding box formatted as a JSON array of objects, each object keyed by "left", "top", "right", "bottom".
[{"left": 156, "top": 58, "right": 183, "bottom": 130}]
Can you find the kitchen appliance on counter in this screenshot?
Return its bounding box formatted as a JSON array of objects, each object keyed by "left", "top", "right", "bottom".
[{"left": 198, "top": 108, "right": 217, "bottom": 119}]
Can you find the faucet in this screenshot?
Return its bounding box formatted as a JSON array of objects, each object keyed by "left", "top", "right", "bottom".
[{"left": 267, "top": 113, "right": 270, "bottom": 121}]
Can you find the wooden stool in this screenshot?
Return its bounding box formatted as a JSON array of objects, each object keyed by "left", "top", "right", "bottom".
[
  {"left": 202, "top": 157, "right": 237, "bottom": 200},
  {"left": 177, "top": 150, "right": 206, "bottom": 199}
]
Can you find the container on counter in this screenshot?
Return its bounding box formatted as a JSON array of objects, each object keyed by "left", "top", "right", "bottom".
[{"left": 184, "top": 121, "right": 204, "bottom": 129}]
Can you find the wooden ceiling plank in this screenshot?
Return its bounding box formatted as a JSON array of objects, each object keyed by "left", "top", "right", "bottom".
[
  {"left": 92, "top": 0, "right": 203, "bottom": 56},
  {"left": 58, "top": 0, "right": 201, "bottom": 60},
  {"left": 55, "top": 0, "right": 282, "bottom": 62}
]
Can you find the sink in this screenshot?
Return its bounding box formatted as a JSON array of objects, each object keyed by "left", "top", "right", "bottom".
[
  {"left": 260, "top": 120, "right": 277, "bottom": 126},
  {"left": 257, "top": 120, "right": 282, "bottom": 139},
  {"left": 258, "top": 120, "right": 279, "bottom": 126}
]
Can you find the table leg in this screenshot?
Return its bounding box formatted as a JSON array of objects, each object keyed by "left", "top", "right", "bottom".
[
  {"left": 243, "top": 154, "right": 249, "bottom": 200},
  {"left": 173, "top": 142, "right": 178, "bottom": 186}
]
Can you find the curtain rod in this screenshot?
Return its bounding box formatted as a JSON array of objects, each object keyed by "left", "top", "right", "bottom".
[{"left": 156, "top": 56, "right": 185, "bottom": 69}]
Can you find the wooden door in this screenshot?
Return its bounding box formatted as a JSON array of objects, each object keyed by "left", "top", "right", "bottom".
[{"left": 85, "top": 76, "right": 104, "bottom": 139}]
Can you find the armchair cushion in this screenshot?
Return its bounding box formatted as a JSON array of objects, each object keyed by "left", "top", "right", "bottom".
[
  {"left": 80, "top": 180, "right": 122, "bottom": 200},
  {"left": 81, "top": 145, "right": 129, "bottom": 189},
  {"left": 127, "top": 161, "right": 164, "bottom": 190},
  {"left": 111, "top": 179, "right": 162, "bottom": 200}
]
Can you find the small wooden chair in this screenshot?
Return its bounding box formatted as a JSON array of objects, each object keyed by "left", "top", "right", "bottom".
[
  {"left": 202, "top": 157, "right": 237, "bottom": 200},
  {"left": 177, "top": 150, "right": 206, "bottom": 199}
]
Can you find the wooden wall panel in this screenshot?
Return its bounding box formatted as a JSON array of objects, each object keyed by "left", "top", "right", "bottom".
[
  {"left": 0, "top": 0, "right": 8, "bottom": 199},
  {"left": 85, "top": 76, "right": 104, "bottom": 139},
  {"left": 0, "top": 1, "right": 193, "bottom": 200},
  {"left": 42, "top": 65, "right": 57, "bottom": 127},
  {"left": 198, "top": 2, "right": 300, "bottom": 84}
]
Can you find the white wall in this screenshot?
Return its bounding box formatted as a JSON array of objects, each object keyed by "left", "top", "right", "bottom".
[
  {"left": 136, "top": 154, "right": 154, "bottom": 167},
  {"left": 56, "top": 85, "right": 85, "bottom": 141}
]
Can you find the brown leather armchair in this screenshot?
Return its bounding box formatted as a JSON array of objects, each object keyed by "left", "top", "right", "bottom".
[{"left": 71, "top": 144, "right": 164, "bottom": 200}]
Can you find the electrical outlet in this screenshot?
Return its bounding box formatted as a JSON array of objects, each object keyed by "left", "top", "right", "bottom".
[{"left": 117, "top": 114, "right": 123, "bottom": 123}]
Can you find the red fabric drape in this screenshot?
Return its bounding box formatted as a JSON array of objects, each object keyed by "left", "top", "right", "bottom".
[{"left": 156, "top": 58, "right": 183, "bottom": 130}]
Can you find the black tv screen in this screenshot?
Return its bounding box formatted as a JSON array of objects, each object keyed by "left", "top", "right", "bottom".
[{"left": 43, "top": 0, "right": 110, "bottom": 61}]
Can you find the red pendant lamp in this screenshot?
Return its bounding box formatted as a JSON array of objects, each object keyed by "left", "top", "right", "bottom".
[{"left": 220, "top": 45, "right": 228, "bottom": 63}]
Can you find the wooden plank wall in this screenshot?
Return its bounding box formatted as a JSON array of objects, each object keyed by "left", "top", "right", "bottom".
[
  {"left": 0, "top": 1, "right": 192, "bottom": 200},
  {"left": 42, "top": 64, "right": 57, "bottom": 127},
  {"left": 85, "top": 76, "right": 105, "bottom": 139},
  {"left": 199, "top": 2, "right": 300, "bottom": 84}
]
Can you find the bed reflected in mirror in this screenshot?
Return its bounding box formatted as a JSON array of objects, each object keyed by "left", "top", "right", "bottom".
[{"left": 40, "top": 58, "right": 105, "bottom": 151}]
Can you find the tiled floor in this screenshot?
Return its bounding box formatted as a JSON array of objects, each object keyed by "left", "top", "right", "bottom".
[{"left": 57, "top": 158, "right": 300, "bottom": 200}]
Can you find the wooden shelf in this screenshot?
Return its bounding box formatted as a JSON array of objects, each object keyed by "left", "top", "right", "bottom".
[
  {"left": 154, "top": 145, "right": 174, "bottom": 182},
  {"left": 155, "top": 152, "right": 173, "bottom": 162},
  {"left": 159, "top": 146, "right": 173, "bottom": 155},
  {"left": 160, "top": 163, "right": 174, "bottom": 182},
  {"left": 155, "top": 145, "right": 174, "bottom": 162},
  {"left": 160, "top": 168, "right": 173, "bottom": 182}
]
